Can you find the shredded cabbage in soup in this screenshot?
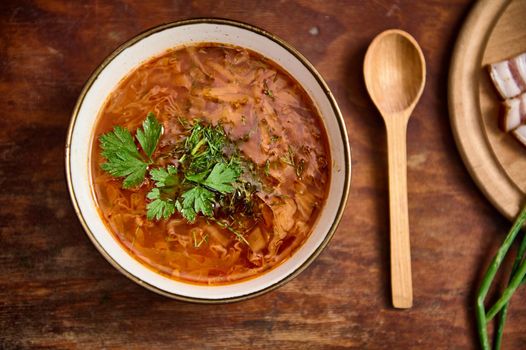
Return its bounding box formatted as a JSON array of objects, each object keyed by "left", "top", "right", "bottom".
[{"left": 92, "top": 44, "right": 331, "bottom": 285}]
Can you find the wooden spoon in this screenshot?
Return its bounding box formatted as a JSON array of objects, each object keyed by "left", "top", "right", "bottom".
[{"left": 363, "top": 29, "right": 426, "bottom": 309}]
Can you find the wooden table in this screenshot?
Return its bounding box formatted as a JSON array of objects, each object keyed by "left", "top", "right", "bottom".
[{"left": 2, "top": 1, "right": 524, "bottom": 349}]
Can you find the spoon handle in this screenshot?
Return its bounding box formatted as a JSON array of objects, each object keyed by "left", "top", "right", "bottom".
[{"left": 385, "top": 116, "right": 413, "bottom": 309}]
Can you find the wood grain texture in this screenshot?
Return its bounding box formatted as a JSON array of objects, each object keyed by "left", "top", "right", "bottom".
[
  {"left": 481, "top": 0, "right": 526, "bottom": 196},
  {"left": 386, "top": 115, "right": 412, "bottom": 309},
  {"left": 1, "top": 0, "right": 526, "bottom": 349},
  {"left": 449, "top": 0, "right": 525, "bottom": 220},
  {"left": 364, "top": 29, "right": 427, "bottom": 308}
]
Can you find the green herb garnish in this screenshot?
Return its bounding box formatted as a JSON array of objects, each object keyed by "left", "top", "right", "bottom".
[
  {"left": 280, "top": 145, "right": 295, "bottom": 167},
  {"left": 146, "top": 165, "right": 179, "bottom": 220},
  {"left": 151, "top": 121, "right": 251, "bottom": 224},
  {"left": 99, "top": 113, "right": 163, "bottom": 188},
  {"left": 178, "top": 186, "right": 215, "bottom": 222},
  {"left": 263, "top": 80, "right": 274, "bottom": 99},
  {"left": 211, "top": 217, "right": 250, "bottom": 245},
  {"left": 150, "top": 165, "right": 179, "bottom": 187},
  {"left": 264, "top": 159, "right": 271, "bottom": 176},
  {"left": 146, "top": 187, "right": 176, "bottom": 220},
  {"left": 279, "top": 145, "right": 306, "bottom": 178},
  {"left": 136, "top": 112, "right": 162, "bottom": 160},
  {"left": 197, "top": 162, "right": 241, "bottom": 194},
  {"left": 172, "top": 122, "right": 244, "bottom": 222},
  {"left": 100, "top": 114, "right": 261, "bottom": 244}
]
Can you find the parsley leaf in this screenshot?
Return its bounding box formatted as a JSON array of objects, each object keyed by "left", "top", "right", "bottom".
[
  {"left": 150, "top": 165, "right": 178, "bottom": 187},
  {"left": 102, "top": 116, "right": 258, "bottom": 242},
  {"left": 100, "top": 126, "right": 141, "bottom": 157},
  {"left": 146, "top": 165, "right": 179, "bottom": 221},
  {"left": 185, "top": 162, "right": 241, "bottom": 194},
  {"left": 146, "top": 188, "right": 176, "bottom": 220},
  {"left": 202, "top": 162, "right": 240, "bottom": 193},
  {"left": 179, "top": 186, "right": 215, "bottom": 222},
  {"left": 99, "top": 113, "right": 163, "bottom": 189},
  {"left": 136, "top": 112, "right": 163, "bottom": 160},
  {"left": 99, "top": 126, "right": 148, "bottom": 189},
  {"left": 184, "top": 171, "right": 208, "bottom": 184}
]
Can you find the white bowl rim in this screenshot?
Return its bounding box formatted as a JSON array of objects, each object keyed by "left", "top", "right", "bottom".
[{"left": 65, "top": 18, "right": 351, "bottom": 303}]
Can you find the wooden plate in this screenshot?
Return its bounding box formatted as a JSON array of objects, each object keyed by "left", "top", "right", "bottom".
[{"left": 449, "top": 0, "right": 526, "bottom": 220}]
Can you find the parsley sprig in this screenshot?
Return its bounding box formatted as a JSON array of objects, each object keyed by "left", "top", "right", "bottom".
[
  {"left": 99, "top": 114, "right": 260, "bottom": 244},
  {"left": 148, "top": 121, "right": 244, "bottom": 222},
  {"left": 99, "top": 112, "right": 162, "bottom": 188},
  {"left": 146, "top": 165, "right": 178, "bottom": 220}
]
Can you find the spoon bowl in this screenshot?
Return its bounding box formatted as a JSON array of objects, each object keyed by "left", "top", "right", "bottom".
[
  {"left": 364, "top": 30, "right": 426, "bottom": 117},
  {"left": 363, "top": 29, "right": 426, "bottom": 309}
]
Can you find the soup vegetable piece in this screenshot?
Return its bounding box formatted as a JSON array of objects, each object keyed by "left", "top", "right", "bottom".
[{"left": 92, "top": 44, "right": 331, "bottom": 284}]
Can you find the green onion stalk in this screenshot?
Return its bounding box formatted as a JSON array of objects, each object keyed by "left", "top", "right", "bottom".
[
  {"left": 475, "top": 204, "right": 526, "bottom": 350},
  {"left": 493, "top": 231, "right": 526, "bottom": 349}
]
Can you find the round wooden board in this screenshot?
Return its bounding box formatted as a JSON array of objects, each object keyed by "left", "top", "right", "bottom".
[{"left": 449, "top": 0, "right": 526, "bottom": 220}]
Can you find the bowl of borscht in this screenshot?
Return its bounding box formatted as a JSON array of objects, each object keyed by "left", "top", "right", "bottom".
[{"left": 66, "top": 18, "right": 351, "bottom": 302}]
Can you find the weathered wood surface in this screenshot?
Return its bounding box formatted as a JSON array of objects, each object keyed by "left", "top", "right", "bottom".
[{"left": 1, "top": 1, "right": 525, "bottom": 349}]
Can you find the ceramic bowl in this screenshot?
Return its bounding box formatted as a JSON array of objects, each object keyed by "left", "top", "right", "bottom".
[{"left": 66, "top": 18, "right": 351, "bottom": 302}]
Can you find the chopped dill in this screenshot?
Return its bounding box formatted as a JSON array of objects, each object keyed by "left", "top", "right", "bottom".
[
  {"left": 212, "top": 218, "right": 249, "bottom": 245},
  {"left": 280, "top": 145, "right": 296, "bottom": 167},
  {"left": 177, "top": 115, "right": 193, "bottom": 130},
  {"left": 263, "top": 80, "right": 274, "bottom": 99},
  {"left": 280, "top": 145, "right": 305, "bottom": 178},
  {"left": 100, "top": 113, "right": 265, "bottom": 245},
  {"left": 264, "top": 159, "right": 271, "bottom": 176}
]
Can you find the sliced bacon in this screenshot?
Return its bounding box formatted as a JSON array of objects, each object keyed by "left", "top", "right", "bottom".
[
  {"left": 489, "top": 52, "right": 526, "bottom": 149},
  {"left": 488, "top": 52, "right": 526, "bottom": 99},
  {"left": 500, "top": 92, "right": 526, "bottom": 132}
]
